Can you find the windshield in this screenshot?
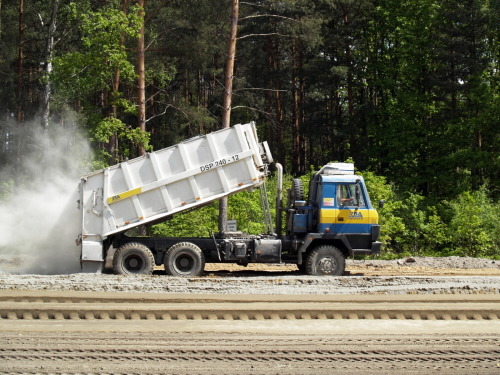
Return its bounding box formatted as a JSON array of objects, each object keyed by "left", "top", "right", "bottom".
[{"left": 337, "top": 183, "right": 366, "bottom": 207}]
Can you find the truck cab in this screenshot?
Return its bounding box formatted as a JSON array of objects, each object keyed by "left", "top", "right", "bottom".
[{"left": 286, "top": 163, "right": 381, "bottom": 274}]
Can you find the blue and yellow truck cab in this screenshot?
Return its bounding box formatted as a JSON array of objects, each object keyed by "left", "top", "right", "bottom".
[{"left": 286, "top": 163, "right": 382, "bottom": 275}]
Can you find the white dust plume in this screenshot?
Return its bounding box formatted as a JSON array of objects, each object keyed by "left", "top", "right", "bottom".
[{"left": 0, "top": 121, "right": 91, "bottom": 274}]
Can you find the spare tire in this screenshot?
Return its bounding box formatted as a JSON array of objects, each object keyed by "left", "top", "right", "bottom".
[{"left": 291, "top": 178, "right": 304, "bottom": 202}]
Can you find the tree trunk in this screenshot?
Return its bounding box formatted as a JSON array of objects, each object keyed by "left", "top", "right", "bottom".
[
  {"left": 264, "top": 34, "right": 283, "bottom": 164},
  {"left": 273, "top": 50, "right": 284, "bottom": 166},
  {"left": 221, "top": 0, "right": 239, "bottom": 129},
  {"left": 291, "top": 40, "right": 306, "bottom": 176},
  {"left": 41, "top": 0, "right": 59, "bottom": 130},
  {"left": 291, "top": 41, "right": 300, "bottom": 176},
  {"left": 16, "top": 0, "right": 24, "bottom": 125},
  {"left": 108, "top": 0, "right": 129, "bottom": 164},
  {"left": 219, "top": 0, "right": 239, "bottom": 232},
  {"left": 344, "top": 11, "right": 356, "bottom": 157},
  {"left": 298, "top": 47, "right": 306, "bottom": 175},
  {"left": 0, "top": 0, "right": 3, "bottom": 40},
  {"left": 137, "top": 0, "right": 146, "bottom": 156},
  {"left": 108, "top": 68, "right": 120, "bottom": 162}
]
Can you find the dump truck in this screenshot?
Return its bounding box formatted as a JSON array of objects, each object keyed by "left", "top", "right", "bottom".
[{"left": 77, "top": 122, "right": 381, "bottom": 275}]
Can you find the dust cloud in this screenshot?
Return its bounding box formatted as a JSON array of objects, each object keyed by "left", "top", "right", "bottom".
[{"left": 0, "top": 121, "right": 91, "bottom": 274}]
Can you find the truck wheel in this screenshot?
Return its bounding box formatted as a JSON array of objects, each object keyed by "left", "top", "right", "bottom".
[
  {"left": 164, "top": 242, "right": 205, "bottom": 276},
  {"left": 112, "top": 243, "right": 155, "bottom": 275},
  {"left": 305, "top": 246, "right": 345, "bottom": 276}
]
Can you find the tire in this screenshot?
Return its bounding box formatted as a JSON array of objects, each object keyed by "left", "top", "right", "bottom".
[
  {"left": 305, "top": 245, "right": 345, "bottom": 276},
  {"left": 112, "top": 242, "right": 155, "bottom": 275},
  {"left": 164, "top": 242, "right": 205, "bottom": 276},
  {"left": 292, "top": 178, "right": 304, "bottom": 202}
]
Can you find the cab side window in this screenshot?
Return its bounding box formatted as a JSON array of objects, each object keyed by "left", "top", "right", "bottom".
[{"left": 337, "top": 184, "right": 366, "bottom": 207}]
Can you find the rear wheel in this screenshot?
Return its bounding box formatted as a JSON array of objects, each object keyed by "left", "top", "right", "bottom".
[
  {"left": 164, "top": 242, "right": 205, "bottom": 276},
  {"left": 305, "top": 245, "right": 345, "bottom": 276},
  {"left": 112, "top": 242, "right": 155, "bottom": 275}
]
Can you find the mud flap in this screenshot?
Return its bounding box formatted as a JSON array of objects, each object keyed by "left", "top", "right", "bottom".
[{"left": 80, "top": 241, "right": 104, "bottom": 273}]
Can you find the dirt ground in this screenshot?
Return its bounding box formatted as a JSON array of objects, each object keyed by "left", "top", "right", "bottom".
[
  {"left": 346, "top": 264, "right": 500, "bottom": 276},
  {"left": 203, "top": 263, "right": 500, "bottom": 276},
  {"left": 202, "top": 256, "right": 500, "bottom": 277}
]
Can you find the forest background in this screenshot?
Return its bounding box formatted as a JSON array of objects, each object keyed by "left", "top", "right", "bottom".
[{"left": 0, "top": 0, "right": 498, "bottom": 259}]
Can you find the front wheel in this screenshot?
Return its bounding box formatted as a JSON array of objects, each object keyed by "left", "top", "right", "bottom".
[
  {"left": 305, "top": 246, "right": 345, "bottom": 276},
  {"left": 164, "top": 242, "right": 205, "bottom": 276},
  {"left": 112, "top": 242, "right": 155, "bottom": 275}
]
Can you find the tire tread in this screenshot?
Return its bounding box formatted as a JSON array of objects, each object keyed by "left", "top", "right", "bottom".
[
  {"left": 305, "top": 245, "right": 345, "bottom": 276},
  {"left": 112, "top": 242, "right": 155, "bottom": 275},
  {"left": 164, "top": 242, "right": 205, "bottom": 276}
]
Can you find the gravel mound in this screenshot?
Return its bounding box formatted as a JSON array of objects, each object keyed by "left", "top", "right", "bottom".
[
  {"left": 0, "top": 256, "right": 499, "bottom": 296},
  {"left": 0, "top": 274, "right": 498, "bottom": 296}
]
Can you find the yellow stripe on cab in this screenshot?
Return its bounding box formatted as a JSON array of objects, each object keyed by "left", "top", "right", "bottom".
[{"left": 320, "top": 208, "right": 379, "bottom": 225}]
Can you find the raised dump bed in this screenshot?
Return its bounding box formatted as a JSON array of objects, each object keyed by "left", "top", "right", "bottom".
[{"left": 77, "top": 122, "right": 272, "bottom": 272}]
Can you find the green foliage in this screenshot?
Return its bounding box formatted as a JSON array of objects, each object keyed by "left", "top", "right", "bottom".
[
  {"left": 53, "top": 2, "right": 141, "bottom": 99},
  {"left": 359, "top": 170, "right": 393, "bottom": 205},
  {"left": 150, "top": 202, "right": 219, "bottom": 237},
  {"left": 228, "top": 189, "right": 269, "bottom": 234},
  {"left": 91, "top": 116, "right": 151, "bottom": 161},
  {"left": 150, "top": 173, "right": 284, "bottom": 237},
  {"left": 359, "top": 170, "right": 407, "bottom": 255},
  {"left": 383, "top": 193, "right": 450, "bottom": 256},
  {"left": 50, "top": 1, "right": 146, "bottom": 166},
  {"left": 357, "top": 169, "right": 499, "bottom": 258},
  {"left": 446, "top": 188, "right": 499, "bottom": 257}
]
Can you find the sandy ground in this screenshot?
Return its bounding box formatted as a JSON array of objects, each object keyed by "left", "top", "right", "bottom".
[
  {"left": 1, "top": 293, "right": 499, "bottom": 374},
  {"left": 1, "top": 328, "right": 497, "bottom": 374}
]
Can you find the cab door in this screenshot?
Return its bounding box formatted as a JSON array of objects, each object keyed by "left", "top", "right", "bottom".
[
  {"left": 334, "top": 182, "right": 373, "bottom": 235},
  {"left": 317, "top": 182, "right": 337, "bottom": 233}
]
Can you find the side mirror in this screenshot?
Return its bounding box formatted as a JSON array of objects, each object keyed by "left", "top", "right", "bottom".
[
  {"left": 378, "top": 200, "right": 386, "bottom": 209},
  {"left": 355, "top": 180, "right": 361, "bottom": 206}
]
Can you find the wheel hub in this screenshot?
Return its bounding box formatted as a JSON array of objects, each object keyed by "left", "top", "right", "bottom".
[
  {"left": 175, "top": 255, "right": 194, "bottom": 273},
  {"left": 318, "top": 257, "right": 336, "bottom": 274},
  {"left": 179, "top": 258, "right": 190, "bottom": 268},
  {"left": 124, "top": 255, "right": 144, "bottom": 272}
]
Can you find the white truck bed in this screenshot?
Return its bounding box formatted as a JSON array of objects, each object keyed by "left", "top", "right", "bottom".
[{"left": 78, "top": 122, "right": 271, "bottom": 272}]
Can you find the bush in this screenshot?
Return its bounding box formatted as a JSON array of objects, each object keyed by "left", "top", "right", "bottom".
[{"left": 446, "top": 188, "right": 499, "bottom": 257}]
